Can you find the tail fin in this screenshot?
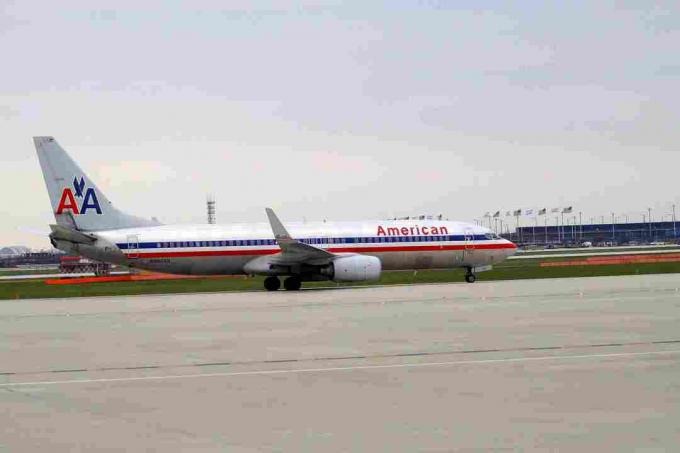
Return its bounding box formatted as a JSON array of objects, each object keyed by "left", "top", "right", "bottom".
[{"left": 34, "top": 137, "right": 160, "bottom": 231}]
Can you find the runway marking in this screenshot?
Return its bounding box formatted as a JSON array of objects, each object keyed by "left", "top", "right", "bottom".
[
  {"left": 3, "top": 283, "right": 678, "bottom": 321},
  {"left": 3, "top": 339, "right": 680, "bottom": 377},
  {"left": 1, "top": 349, "right": 679, "bottom": 388}
]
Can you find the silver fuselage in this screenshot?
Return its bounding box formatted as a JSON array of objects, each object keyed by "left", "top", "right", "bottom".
[{"left": 62, "top": 220, "right": 517, "bottom": 276}]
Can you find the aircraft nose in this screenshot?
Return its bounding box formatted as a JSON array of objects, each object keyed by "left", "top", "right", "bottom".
[{"left": 505, "top": 239, "right": 518, "bottom": 257}]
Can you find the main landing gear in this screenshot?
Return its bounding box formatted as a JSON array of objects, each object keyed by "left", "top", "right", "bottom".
[
  {"left": 264, "top": 276, "right": 281, "bottom": 291},
  {"left": 464, "top": 267, "right": 477, "bottom": 284},
  {"left": 263, "top": 276, "right": 302, "bottom": 291},
  {"left": 283, "top": 276, "right": 302, "bottom": 291}
]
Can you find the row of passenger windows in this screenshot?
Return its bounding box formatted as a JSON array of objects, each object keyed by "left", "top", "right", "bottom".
[
  {"left": 147, "top": 235, "right": 494, "bottom": 249},
  {"left": 156, "top": 240, "right": 275, "bottom": 248}
]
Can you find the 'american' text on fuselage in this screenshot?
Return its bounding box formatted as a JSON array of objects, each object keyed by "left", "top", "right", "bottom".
[{"left": 376, "top": 225, "right": 449, "bottom": 236}]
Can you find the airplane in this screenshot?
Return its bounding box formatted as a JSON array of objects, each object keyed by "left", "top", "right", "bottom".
[{"left": 34, "top": 137, "right": 517, "bottom": 291}]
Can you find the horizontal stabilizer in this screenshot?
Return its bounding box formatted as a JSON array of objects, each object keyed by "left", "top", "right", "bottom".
[{"left": 49, "top": 224, "right": 97, "bottom": 244}]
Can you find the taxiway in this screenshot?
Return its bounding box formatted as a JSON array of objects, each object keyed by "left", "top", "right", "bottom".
[{"left": 1, "top": 275, "right": 679, "bottom": 451}]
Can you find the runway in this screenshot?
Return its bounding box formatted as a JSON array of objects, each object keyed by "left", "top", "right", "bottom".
[{"left": 1, "top": 275, "right": 679, "bottom": 451}]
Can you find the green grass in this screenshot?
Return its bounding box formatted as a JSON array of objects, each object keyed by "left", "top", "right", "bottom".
[
  {"left": 1, "top": 258, "right": 680, "bottom": 300},
  {"left": 516, "top": 245, "right": 680, "bottom": 256},
  {"left": 0, "top": 268, "right": 60, "bottom": 276}
]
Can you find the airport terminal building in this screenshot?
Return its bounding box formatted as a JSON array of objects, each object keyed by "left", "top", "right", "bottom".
[{"left": 511, "top": 221, "right": 679, "bottom": 247}]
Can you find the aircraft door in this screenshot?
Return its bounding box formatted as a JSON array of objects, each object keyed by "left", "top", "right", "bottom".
[
  {"left": 127, "top": 234, "right": 140, "bottom": 259},
  {"left": 463, "top": 229, "right": 474, "bottom": 263}
]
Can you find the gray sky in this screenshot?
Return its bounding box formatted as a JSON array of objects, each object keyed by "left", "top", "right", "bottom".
[{"left": 2, "top": 1, "right": 679, "bottom": 248}]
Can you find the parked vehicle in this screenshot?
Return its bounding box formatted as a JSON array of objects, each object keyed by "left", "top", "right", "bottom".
[{"left": 59, "top": 256, "right": 111, "bottom": 276}]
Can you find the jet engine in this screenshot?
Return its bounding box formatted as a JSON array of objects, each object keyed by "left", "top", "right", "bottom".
[{"left": 324, "top": 255, "right": 381, "bottom": 282}]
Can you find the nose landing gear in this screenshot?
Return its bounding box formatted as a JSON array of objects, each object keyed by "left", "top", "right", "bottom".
[{"left": 464, "top": 267, "right": 477, "bottom": 283}]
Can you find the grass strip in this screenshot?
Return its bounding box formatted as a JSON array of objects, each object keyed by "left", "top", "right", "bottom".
[{"left": 1, "top": 258, "right": 680, "bottom": 300}]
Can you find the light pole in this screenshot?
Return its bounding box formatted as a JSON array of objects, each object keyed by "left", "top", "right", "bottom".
[
  {"left": 673, "top": 204, "right": 677, "bottom": 239},
  {"left": 611, "top": 212, "right": 615, "bottom": 242},
  {"left": 648, "top": 207, "right": 652, "bottom": 241}
]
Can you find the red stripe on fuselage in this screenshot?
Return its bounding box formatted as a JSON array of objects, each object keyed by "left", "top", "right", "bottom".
[{"left": 122, "top": 243, "right": 516, "bottom": 259}]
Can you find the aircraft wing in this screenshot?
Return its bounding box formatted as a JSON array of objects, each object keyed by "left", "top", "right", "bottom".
[{"left": 265, "top": 208, "right": 335, "bottom": 263}]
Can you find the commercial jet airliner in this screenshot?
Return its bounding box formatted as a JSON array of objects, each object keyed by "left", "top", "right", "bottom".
[{"left": 35, "top": 137, "right": 517, "bottom": 291}]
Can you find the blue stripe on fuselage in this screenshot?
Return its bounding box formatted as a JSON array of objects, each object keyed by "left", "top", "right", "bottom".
[{"left": 116, "top": 234, "right": 495, "bottom": 250}]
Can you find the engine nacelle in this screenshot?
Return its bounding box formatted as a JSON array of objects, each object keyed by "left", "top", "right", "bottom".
[{"left": 327, "top": 255, "right": 381, "bottom": 282}]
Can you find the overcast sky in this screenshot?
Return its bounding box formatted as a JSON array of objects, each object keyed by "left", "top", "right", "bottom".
[{"left": 2, "top": 1, "right": 679, "bottom": 248}]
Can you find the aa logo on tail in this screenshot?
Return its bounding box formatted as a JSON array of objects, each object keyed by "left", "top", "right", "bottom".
[{"left": 56, "top": 177, "right": 102, "bottom": 215}]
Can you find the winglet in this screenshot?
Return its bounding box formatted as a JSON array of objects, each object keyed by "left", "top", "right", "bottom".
[
  {"left": 266, "top": 208, "right": 294, "bottom": 245},
  {"left": 264, "top": 208, "right": 335, "bottom": 260}
]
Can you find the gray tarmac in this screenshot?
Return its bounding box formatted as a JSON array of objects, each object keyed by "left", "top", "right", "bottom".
[{"left": 1, "top": 274, "right": 680, "bottom": 451}]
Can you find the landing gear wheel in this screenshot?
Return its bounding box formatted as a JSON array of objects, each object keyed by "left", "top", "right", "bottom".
[
  {"left": 264, "top": 276, "right": 281, "bottom": 291},
  {"left": 465, "top": 273, "right": 476, "bottom": 283},
  {"left": 283, "top": 276, "right": 302, "bottom": 291}
]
